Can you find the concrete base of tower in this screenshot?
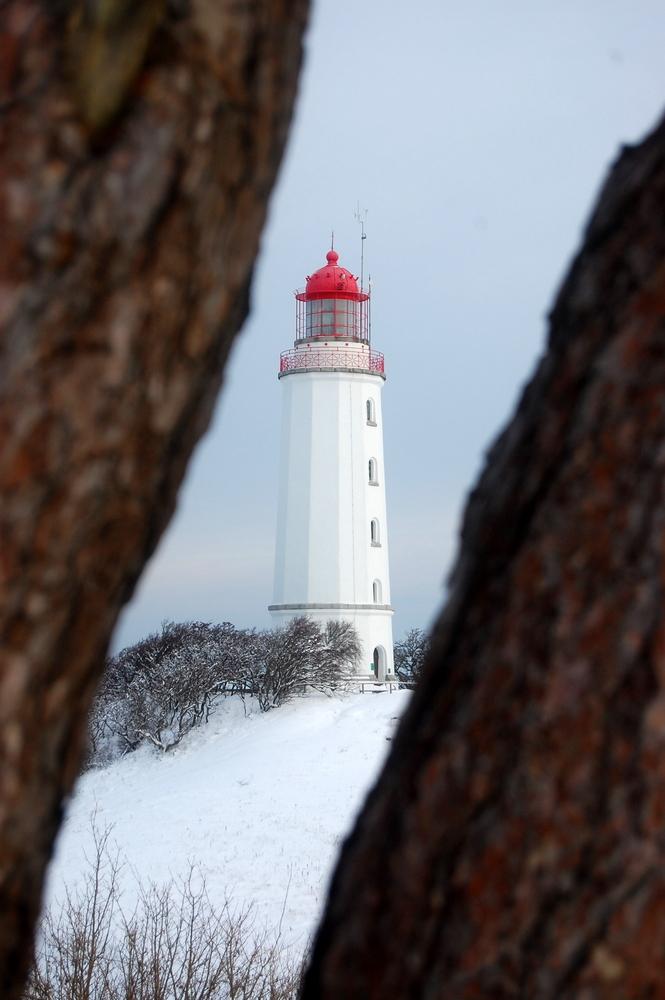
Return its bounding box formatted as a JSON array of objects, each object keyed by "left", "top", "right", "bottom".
[{"left": 268, "top": 602, "right": 395, "bottom": 682}]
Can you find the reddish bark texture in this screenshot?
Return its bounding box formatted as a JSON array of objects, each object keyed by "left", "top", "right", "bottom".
[
  {"left": 304, "top": 114, "right": 665, "bottom": 998},
  {"left": 0, "top": 0, "right": 307, "bottom": 994}
]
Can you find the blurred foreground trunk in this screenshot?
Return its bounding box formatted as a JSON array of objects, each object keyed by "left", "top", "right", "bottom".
[
  {"left": 304, "top": 113, "right": 665, "bottom": 998},
  {"left": 0, "top": 1, "right": 307, "bottom": 995}
]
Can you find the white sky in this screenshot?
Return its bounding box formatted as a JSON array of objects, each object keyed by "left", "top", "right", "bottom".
[{"left": 114, "top": 0, "right": 665, "bottom": 649}]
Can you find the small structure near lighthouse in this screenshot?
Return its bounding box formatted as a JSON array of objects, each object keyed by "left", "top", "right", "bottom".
[{"left": 269, "top": 247, "right": 395, "bottom": 682}]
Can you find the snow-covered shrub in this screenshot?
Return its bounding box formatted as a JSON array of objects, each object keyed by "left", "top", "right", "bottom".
[
  {"left": 25, "top": 825, "right": 301, "bottom": 1000},
  {"left": 242, "top": 617, "right": 361, "bottom": 712},
  {"left": 87, "top": 617, "right": 362, "bottom": 760},
  {"left": 309, "top": 619, "right": 363, "bottom": 696},
  {"left": 88, "top": 621, "right": 256, "bottom": 760},
  {"left": 240, "top": 617, "right": 321, "bottom": 712},
  {"left": 120, "top": 621, "right": 260, "bottom": 752}
]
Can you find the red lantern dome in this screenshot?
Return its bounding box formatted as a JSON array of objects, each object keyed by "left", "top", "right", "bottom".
[
  {"left": 303, "top": 249, "right": 364, "bottom": 301},
  {"left": 295, "top": 248, "right": 369, "bottom": 343}
]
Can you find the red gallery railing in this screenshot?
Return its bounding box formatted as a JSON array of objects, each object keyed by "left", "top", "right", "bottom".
[{"left": 279, "top": 348, "right": 385, "bottom": 377}]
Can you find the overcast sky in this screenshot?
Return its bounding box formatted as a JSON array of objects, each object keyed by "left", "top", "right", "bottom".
[{"left": 114, "top": 0, "right": 665, "bottom": 650}]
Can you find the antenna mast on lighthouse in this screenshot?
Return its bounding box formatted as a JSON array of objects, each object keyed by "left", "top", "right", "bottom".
[{"left": 354, "top": 203, "right": 368, "bottom": 292}]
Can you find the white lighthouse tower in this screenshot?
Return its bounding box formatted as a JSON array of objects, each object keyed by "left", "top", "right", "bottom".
[{"left": 269, "top": 247, "right": 394, "bottom": 681}]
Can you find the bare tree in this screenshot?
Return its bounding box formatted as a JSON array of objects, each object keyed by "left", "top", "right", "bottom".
[
  {"left": 241, "top": 618, "right": 322, "bottom": 712},
  {"left": 239, "top": 618, "right": 362, "bottom": 712},
  {"left": 104, "top": 621, "right": 228, "bottom": 753},
  {"left": 90, "top": 620, "right": 258, "bottom": 757},
  {"left": 0, "top": 0, "right": 308, "bottom": 993},
  {"left": 303, "top": 115, "right": 665, "bottom": 998},
  {"left": 393, "top": 627, "right": 429, "bottom": 688},
  {"left": 308, "top": 620, "right": 362, "bottom": 696}
]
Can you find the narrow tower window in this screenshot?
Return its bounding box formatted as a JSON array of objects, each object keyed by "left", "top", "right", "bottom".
[
  {"left": 370, "top": 518, "right": 380, "bottom": 545},
  {"left": 373, "top": 579, "right": 382, "bottom": 603},
  {"left": 366, "top": 398, "right": 376, "bottom": 425},
  {"left": 368, "top": 458, "right": 378, "bottom": 484}
]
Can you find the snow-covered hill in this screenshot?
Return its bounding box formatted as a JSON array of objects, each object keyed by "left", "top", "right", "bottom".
[{"left": 46, "top": 691, "right": 410, "bottom": 951}]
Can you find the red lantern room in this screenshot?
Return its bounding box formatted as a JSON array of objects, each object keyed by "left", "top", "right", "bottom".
[{"left": 295, "top": 249, "right": 370, "bottom": 343}]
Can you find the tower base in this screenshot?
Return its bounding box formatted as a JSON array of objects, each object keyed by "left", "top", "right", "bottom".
[{"left": 268, "top": 603, "right": 394, "bottom": 682}]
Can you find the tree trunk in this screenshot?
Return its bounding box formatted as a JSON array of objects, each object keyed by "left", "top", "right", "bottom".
[
  {"left": 0, "top": 1, "right": 307, "bottom": 994},
  {"left": 304, "top": 113, "right": 665, "bottom": 998}
]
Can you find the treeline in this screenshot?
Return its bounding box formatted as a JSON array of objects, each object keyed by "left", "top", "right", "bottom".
[{"left": 89, "top": 617, "right": 361, "bottom": 766}]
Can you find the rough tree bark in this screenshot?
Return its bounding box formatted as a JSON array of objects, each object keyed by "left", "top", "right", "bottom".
[
  {"left": 0, "top": 0, "right": 307, "bottom": 995},
  {"left": 304, "top": 114, "right": 665, "bottom": 998}
]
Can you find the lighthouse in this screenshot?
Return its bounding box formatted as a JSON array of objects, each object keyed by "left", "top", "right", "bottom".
[{"left": 269, "top": 247, "right": 394, "bottom": 682}]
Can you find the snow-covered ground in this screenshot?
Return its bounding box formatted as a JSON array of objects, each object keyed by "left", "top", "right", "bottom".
[{"left": 46, "top": 690, "right": 410, "bottom": 951}]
